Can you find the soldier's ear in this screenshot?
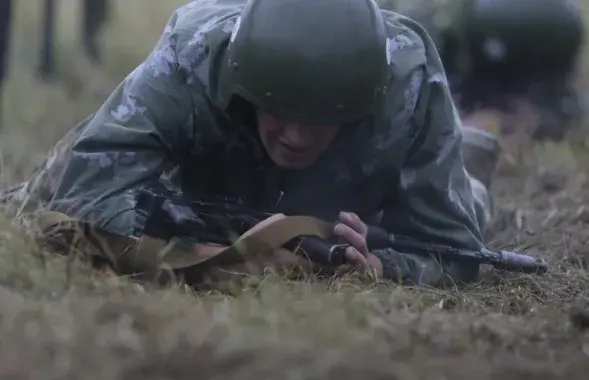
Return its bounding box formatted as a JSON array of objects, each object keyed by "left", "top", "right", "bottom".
[{"left": 225, "top": 95, "right": 258, "bottom": 131}]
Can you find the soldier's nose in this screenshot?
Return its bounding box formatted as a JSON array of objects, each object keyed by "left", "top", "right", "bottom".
[{"left": 281, "top": 123, "right": 314, "bottom": 147}]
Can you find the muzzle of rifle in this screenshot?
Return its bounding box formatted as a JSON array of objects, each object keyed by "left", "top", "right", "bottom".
[{"left": 489, "top": 249, "right": 549, "bottom": 274}]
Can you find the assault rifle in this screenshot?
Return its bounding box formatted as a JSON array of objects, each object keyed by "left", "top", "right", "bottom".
[{"left": 134, "top": 187, "right": 548, "bottom": 275}]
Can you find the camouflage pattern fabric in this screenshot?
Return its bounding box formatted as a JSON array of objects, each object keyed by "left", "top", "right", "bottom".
[
  {"left": 0, "top": 114, "right": 95, "bottom": 218},
  {"left": 1, "top": 0, "right": 492, "bottom": 287}
]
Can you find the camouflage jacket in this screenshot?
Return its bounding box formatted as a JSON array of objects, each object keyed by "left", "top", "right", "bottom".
[{"left": 7, "top": 0, "right": 485, "bottom": 284}]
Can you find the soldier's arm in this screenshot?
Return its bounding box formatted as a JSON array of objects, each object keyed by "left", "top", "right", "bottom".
[
  {"left": 372, "top": 16, "right": 485, "bottom": 282},
  {"left": 378, "top": 67, "right": 484, "bottom": 250},
  {"left": 373, "top": 70, "right": 485, "bottom": 282},
  {"left": 49, "top": 9, "right": 196, "bottom": 236}
]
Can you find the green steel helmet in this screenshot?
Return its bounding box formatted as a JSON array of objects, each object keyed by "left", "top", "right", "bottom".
[
  {"left": 461, "top": 0, "right": 584, "bottom": 75},
  {"left": 217, "top": 0, "right": 390, "bottom": 125}
]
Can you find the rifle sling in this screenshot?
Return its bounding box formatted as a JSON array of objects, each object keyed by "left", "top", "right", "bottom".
[{"left": 33, "top": 211, "right": 334, "bottom": 281}]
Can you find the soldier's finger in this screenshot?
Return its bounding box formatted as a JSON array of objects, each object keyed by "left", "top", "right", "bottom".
[
  {"left": 344, "top": 246, "right": 369, "bottom": 269},
  {"left": 334, "top": 264, "right": 355, "bottom": 274},
  {"left": 334, "top": 222, "right": 369, "bottom": 256},
  {"left": 339, "top": 211, "right": 368, "bottom": 237}
]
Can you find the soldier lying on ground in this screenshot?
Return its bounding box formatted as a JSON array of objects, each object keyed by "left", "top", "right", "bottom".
[
  {"left": 385, "top": 0, "right": 585, "bottom": 184},
  {"left": 0, "top": 0, "right": 499, "bottom": 287}
]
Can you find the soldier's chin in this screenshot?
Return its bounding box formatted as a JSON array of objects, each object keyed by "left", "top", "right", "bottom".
[{"left": 269, "top": 149, "right": 317, "bottom": 170}]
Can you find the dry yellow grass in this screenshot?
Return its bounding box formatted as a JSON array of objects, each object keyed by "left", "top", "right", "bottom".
[{"left": 1, "top": 1, "right": 589, "bottom": 379}]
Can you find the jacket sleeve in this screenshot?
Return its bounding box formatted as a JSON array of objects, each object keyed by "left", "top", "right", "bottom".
[
  {"left": 378, "top": 65, "right": 485, "bottom": 252},
  {"left": 49, "top": 10, "right": 196, "bottom": 236}
]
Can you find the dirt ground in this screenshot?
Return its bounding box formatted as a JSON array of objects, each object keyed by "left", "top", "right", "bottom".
[{"left": 1, "top": 1, "right": 589, "bottom": 379}]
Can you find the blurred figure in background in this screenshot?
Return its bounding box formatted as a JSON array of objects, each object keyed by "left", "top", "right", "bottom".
[
  {"left": 381, "top": 0, "right": 586, "bottom": 188},
  {"left": 0, "top": 0, "right": 109, "bottom": 85},
  {"left": 81, "top": 0, "right": 110, "bottom": 64},
  {"left": 0, "top": 0, "right": 109, "bottom": 128},
  {"left": 0, "top": 0, "right": 13, "bottom": 129},
  {"left": 38, "top": 0, "right": 110, "bottom": 78}
]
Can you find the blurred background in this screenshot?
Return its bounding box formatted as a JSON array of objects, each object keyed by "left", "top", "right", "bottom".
[
  {"left": 1, "top": 0, "right": 589, "bottom": 188},
  {"left": 0, "top": 0, "right": 188, "bottom": 187}
]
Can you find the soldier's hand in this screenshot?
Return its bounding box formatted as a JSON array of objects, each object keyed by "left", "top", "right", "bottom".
[{"left": 333, "top": 211, "right": 383, "bottom": 277}]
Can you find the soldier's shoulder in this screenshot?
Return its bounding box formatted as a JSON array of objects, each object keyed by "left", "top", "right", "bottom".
[
  {"left": 169, "top": 0, "right": 244, "bottom": 31},
  {"left": 378, "top": 0, "right": 461, "bottom": 19},
  {"left": 162, "top": 0, "right": 245, "bottom": 85},
  {"left": 380, "top": 11, "right": 429, "bottom": 79},
  {"left": 380, "top": 5, "right": 453, "bottom": 79},
  {"left": 379, "top": 0, "right": 461, "bottom": 47}
]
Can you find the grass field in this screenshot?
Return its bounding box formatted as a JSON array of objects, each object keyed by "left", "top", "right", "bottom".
[{"left": 1, "top": 1, "right": 589, "bottom": 378}]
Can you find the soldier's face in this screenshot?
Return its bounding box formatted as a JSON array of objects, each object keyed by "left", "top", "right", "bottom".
[{"left": 257, "top": 111, "right": 340, "bottom": 169}]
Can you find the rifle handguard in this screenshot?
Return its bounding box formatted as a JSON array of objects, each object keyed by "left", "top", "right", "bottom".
[{"left": 284, "top": 237, "right": 348, "bottom": 266}]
